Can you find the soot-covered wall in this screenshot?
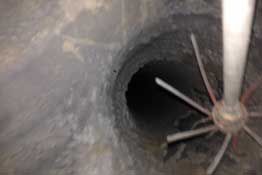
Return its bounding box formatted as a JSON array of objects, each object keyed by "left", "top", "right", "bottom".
[{"left": 0, "top": 0, "right": 262, "bottom": 175}]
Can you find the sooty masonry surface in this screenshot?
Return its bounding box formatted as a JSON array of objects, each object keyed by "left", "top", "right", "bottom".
[{"left": 0, "top": 0, "right": 262, "bottom": 175}]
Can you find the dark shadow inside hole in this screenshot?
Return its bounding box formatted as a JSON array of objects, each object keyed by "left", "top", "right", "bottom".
[
  {"left": 124, "top": 59, "right": 226, "bottom": 165},
  {"left": 125, "top": 60, "right": 205, "bottom": 137}
]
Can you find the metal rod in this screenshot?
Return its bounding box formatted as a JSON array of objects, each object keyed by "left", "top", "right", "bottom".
[
  {"left": 155, "top": 77, "right": 212, "bottom": 116},
  {"left": 191, "top": 117, "right": 212, "bottom": 129},
  {"left": 167, "top": 125, "right": 217, "bottom": 144},
  {"left": 190, "top": 34, "right": 217, "bottom": 105},
  {"left": 244, "top": 125, "right": 262, "bottom": 146},
  {"left": 249, "top": 112, "right": 262, "bottom": 118},
  {"left": 223, "top": 0, "right": 256, "bottom": 108},
  {"left": 241, "top": 77, "right": 262, "bottom": 104},
  {"left": 206, "top": 134, "right": 232, "bottom": 175}
]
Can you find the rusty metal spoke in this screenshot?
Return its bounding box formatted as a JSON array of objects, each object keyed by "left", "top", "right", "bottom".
[
  {"left": 156, "top": 77, "right": 211, "bottom": 116},
  {"left": 206, "top": 134, "right": 232, "bottom": 175},
  {"left": 192, "top": 117, "right": 213, "bottom": 129},
  {"left": 249, "top": 112, "right": 262, "bottom": 118},
  {"left": 244, "top": 125, "right": 262, "bottom": 147},
  {"left": 191, "top": 33, "right": 217, "bottom": 105},
  {"left": 167, "top": 125, "right": 217, "bottom": 144},
  {"left": 241, "top": 77, "right": 262, "bottom": 104}
]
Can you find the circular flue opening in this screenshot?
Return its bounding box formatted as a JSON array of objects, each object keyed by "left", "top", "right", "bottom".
[{"left": 125, "top": 60, "right": 205, "bottom": 138}]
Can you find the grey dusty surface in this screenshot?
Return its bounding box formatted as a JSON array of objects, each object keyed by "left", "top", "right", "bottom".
[{"left": 0, "top": 0, "right": 262, "bottom": 175}]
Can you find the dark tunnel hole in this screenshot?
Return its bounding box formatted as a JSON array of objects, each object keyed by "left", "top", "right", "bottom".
[
  {"left": 125, "top": 60, "right": 209, "bottom": 138},
  {"left": 124, "top": 60, "right": 226, "bottom": 160}
]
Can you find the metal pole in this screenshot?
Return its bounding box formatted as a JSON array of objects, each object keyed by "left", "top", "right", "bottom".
[
  {"left": 223, "top": 0, "right": 256, "bottom": 109},
  {"left": 167, "top": 125, "right": 217, "bottom": 144}
]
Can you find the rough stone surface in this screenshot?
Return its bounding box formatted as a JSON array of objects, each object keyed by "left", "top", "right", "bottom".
[{"left": 0, "top": 0, "right": 261, "bottom": 175}]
